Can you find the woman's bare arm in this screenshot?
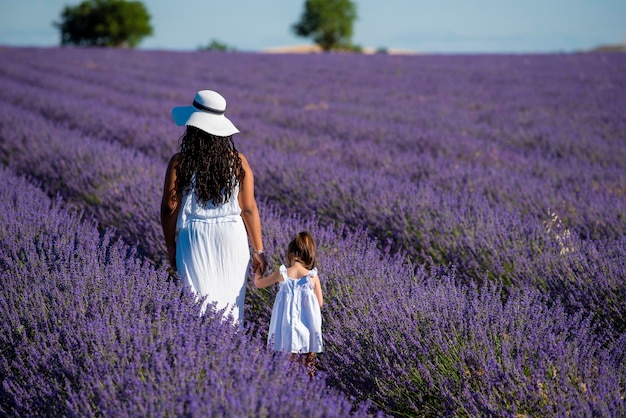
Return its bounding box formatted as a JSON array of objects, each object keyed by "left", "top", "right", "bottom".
[
  {"left": 238, "top": 152, "right": 267, "bottom": 274},
  {"left": 160, "top": 154, "right": 181, "bottom": 269}
]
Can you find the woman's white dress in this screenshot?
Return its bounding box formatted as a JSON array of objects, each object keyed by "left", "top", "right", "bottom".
[
  {"left": 176, "top": 182, "right": 249, "bottom": 323},
  {"left": 268, "top": 265, "right": 323, "bottom": 353}
]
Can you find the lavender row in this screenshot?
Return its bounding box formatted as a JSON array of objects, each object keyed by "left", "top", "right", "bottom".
[
  {"left": 3, "top": 48, "right": 624, "bottom": 179},
  {"left": 254, "top": 213, "right": 625, "bottom": 415},
  {"left": 1, "top": 49, "right": 624, "bottom": 333},
  {"left": 0, "top": 99, "right": 166, "bottom": 261},
  {"left": 1, "top": 50, "right": 623, "bottom": 249},
  {"left": 0, "top": 166, "right": 367, "bottom": 417},
  {"left": 1, "top": 48, "right": 623, "bottom": 244},
  {"left": 2, "top": 91, "right": 624, "bottom": 339},
  {"left": 2, "top": 49, "right": 623, "bottom": 235},
  {"left": 2, "top": 165, "right": 623, "bottom": 416},
  {"left": 1, "top": 47, "right": 625, "bottom": 414},
  {"left": 324, "top": 264, "right": 626, "bottom": 416},
  {"left": 0, "top": 57, "right": 181, "bottom": 160},
  {"left": 1, "top": 103, "right": 623, "bottom": 415}
]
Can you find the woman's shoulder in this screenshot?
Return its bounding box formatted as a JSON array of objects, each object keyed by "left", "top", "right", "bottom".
[
  {"left": 168, "top": 153, "right": 182, "bottom": 166},
  {"left": 238, "top": 152, "right": 251, "bottom": 169},
  {"left": 164, "top": 154, "right": 182, "bottom": 176}
]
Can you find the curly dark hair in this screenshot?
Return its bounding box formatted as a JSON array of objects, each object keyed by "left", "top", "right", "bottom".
[{"left": 175, "top": 126, "right": 245, "bottom": 206}]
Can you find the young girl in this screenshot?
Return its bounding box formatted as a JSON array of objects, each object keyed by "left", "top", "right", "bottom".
[{"left": 254, "top": 231, "right": 324, "bottom": 376}]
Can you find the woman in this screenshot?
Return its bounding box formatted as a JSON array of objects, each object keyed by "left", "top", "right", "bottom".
[{"left": 160, "top": 90, "right": 267, "bottom": 324}]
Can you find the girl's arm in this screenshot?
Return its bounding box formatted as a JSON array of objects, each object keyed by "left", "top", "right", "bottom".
[
  {"left": 312, "top": 274, "right": 324, "bottom": 308},
  {"left": 238, "top": 152, "right": 267, "bottom": 276},
  {"left": 160, "top": 154, "right": 180, "bottom": 269},
  {"left": 254, "top": 269, "right": 283, "bottom": 289}
]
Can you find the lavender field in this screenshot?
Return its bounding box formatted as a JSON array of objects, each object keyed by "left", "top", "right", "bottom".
[{"left": 1, "top": 47, "right": 625, "bottom": 416}]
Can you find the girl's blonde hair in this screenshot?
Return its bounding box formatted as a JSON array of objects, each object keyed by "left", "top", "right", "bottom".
[{"left": 287, "top": 231, "right": 316, "bottom": 270}]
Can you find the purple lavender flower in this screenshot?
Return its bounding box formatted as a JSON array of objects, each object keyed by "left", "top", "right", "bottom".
[{"left": 1, "top": 47, "right": 624, "bottom": 416}]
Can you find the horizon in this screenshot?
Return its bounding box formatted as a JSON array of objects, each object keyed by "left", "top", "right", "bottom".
[{"left": 1, "top": 0, "right": 625, "bottom": 54}]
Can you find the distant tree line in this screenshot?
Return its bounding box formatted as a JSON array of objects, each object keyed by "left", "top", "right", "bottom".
[{"left": 55, "top": 0, "right": 359, "bottom": 52}]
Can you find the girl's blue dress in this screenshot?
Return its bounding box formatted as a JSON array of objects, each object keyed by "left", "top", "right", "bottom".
[{"left": 268, "top": 265, "right": 323, "bottom": 353}]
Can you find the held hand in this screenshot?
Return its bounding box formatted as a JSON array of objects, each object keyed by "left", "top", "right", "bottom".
[
  {"left": 252, "top": 252, "right": 267, "bottom": 276},
  {"left": 253, "top": 265, "right": 263, "bottom": 281}
]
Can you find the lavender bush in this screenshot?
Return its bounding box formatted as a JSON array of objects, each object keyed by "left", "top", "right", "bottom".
[
  {"left": 1, "top": 47, "right": 625, "bottom": 416},
  {"left": 250, "top": 215, "right": 626, "bottom": 416},
  {"left": 0, "top": 167, "right": 368, "bottom": 416}
]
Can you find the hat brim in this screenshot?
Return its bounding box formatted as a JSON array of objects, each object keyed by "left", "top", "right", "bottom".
[{"left": 172, "top": 106, "right": 240, "bottom": 137}]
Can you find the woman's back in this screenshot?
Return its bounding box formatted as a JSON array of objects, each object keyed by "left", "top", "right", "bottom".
[{"left": 177, "top": 179, "right": 241, "bottom": 228}]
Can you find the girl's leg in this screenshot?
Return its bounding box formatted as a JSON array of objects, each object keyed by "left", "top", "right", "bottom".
[
  {"left": 289, "top": 353, "right": 302, "bottom": 365},
  {"left": 304, "top": 353, "right": 316, "bottom": 378},
  {"left": 288, "top": 353, "right": 316, "bottom": 378}
]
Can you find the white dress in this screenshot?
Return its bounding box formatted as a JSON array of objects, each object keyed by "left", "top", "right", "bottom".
[
  {"left": 176, "top": 181, "right": 249, "bottom": 324},
  {"left": 268, "top": 265, "right": 323, "bottom": 353}
]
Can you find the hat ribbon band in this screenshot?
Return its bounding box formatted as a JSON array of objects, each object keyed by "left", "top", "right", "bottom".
[{"left": 193, "top": 100, "right": 225, "bottom": 115}]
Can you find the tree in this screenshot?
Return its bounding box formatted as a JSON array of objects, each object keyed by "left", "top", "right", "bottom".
[
  {"left": 292, "top": 0, "right": 357, "bottom": 51},
  {"left": 54, "top": 0, "right": 153, "bottom": 48},
  {"left": 198, "top": 39, "right": 237, "bottom": 52}
]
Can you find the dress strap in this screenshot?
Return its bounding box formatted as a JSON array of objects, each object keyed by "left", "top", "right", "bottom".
[
  {"left": 279, "top": 264, "right": 288, "bottom": 279},
  {"left": 308, "top": 267, "right": 318, "bottom": 278}
]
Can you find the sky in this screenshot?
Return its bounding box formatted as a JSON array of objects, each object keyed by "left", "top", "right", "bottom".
[{"left": 0, "top": 0, "right": 625, "bottom": 53}]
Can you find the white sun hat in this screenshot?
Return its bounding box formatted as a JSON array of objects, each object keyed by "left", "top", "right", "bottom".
[{"left": 172, "top": 90, "right": 240, "bottom": 136}]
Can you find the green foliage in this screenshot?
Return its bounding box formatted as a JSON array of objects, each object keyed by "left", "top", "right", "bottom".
[
  {"left": 198, "top": 39, "right": 237, "bottom": 52},
  {"left": 292, "top": 0, "right": 358, "bottom": 51},
  {"left": 54, "top": 0, "right": 153, "bottom": 48}
]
